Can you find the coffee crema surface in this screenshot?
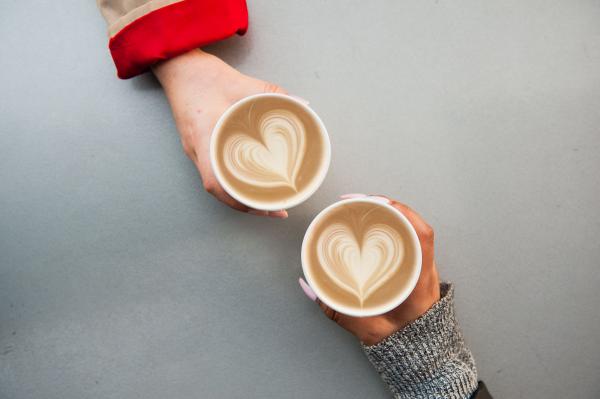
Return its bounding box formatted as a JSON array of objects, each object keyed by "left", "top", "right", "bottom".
[
  {"left": 303, "top": 201, "right": 418, "bottom": 312},
  {"left": 212, "top": 96, "right": 328, "bottom": 207}
]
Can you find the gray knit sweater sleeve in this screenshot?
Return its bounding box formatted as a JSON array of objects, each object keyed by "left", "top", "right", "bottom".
[{"left": 362, "top": 283, "right": 478, "bottom": 399}]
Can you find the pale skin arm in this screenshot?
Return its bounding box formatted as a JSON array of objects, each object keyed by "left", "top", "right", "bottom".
[
  {"left": 299, "top": 193, "right": 440, "bottom": 345},
  {"left": 152, "top": 49, "right": 289, "bottom": 218}
]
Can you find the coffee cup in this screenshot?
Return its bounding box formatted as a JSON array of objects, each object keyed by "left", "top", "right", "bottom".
[
  {"left": 210, "top": 93, "right": 331, "bottom": 211},
  {"left": 301, "top": 197, "right": 422, "bottom": 317}
]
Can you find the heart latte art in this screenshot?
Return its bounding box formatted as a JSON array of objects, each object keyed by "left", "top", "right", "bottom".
[
  {"left": 213, "top": 95, "right": 328, "bottom": 208},
  {"left": 317, "top": 221, "right": 404, "bottom": 305},
  {"left": 304, "top": 201, "right": 419, "bottom": 314},
  {"left": 223, "top": 109, "right": 307, "bottom": 191}
]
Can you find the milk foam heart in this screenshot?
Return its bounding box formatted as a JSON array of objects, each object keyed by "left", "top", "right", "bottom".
[
  {"left": 223, "top": 109, "right": 306, "bottom": 190},
  {"left": 303, "top": 200, "right": 420, "bottom": 316},
  {"left": 212, "top": 94, "right": 329, "bottom": 210},
  {"left": 317, "top": 221, "right": 404, "bottom": 305}
]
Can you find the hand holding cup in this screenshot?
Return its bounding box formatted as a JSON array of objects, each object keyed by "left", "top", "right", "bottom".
[{"left": 300, "top": 194, "right": 440, "bottom": 345}]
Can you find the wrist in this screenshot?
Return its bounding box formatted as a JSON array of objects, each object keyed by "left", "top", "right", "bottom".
[
  {"left": 362, "top": 283, "right": 478, "bottom": 398},
  {"left": 152, "top": 49, "right": 235, "bottom": 96},
  {"left": 366, "top": 273, "right": 440, "bottom": 345}
]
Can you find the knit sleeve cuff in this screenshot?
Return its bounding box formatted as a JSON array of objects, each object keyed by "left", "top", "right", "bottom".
[
  {"left": 108, "top": 0, "right": 248, "bottom": 79},
  {"left": 362, "top": 283, "right": 478, "bottom": 399}
]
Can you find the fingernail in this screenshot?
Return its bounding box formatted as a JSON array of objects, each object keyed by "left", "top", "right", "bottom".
[
  {"left": 369, "top": 195, "right": 391, "bottom": 204},
  {"left": 340, "top": 193, "right": 367, "bottom": 199},
  {"left": 289, "top": 95, "right": 310, "bottom": 105},
  {"left": 299, "top": 278, "right": 317, "bottom": 302},
  {"left": 268, "top": 210, "right": 288, "bottom": 219},
  {"left": 248, "top": 210, "right": 268, "bottom": 216}
]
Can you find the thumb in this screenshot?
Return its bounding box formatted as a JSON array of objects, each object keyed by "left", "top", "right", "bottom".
[{"left": 298, "top": 278, "right": 339, "bottom": 322}]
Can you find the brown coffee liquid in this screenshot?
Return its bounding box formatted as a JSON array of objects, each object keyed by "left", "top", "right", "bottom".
[
  {"left": 214, "top": 96, "right": 327, "bottom": 206},
  {"left": 304, "top": 201, "right": 417, "bottom": 311}
]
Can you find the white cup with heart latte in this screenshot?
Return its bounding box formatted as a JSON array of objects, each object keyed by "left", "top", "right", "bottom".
[
  {"left": 210, "top": 93, "right": 331, "bottom": 211},
  {"left": 301, "top": 198, "right": 422, "bottom": 317}
]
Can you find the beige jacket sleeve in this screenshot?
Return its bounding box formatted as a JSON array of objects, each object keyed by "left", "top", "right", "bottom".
[{"left": 96, "top": 0, "right": 248, "bottom": 78}]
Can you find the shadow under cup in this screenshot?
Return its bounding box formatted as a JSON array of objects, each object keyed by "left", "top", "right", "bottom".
[
  {"left": 301, "top": 198, "right": 422, "bottom": 317},
  {"left": 210, "top": 93, "right": 331, "bottom": 211}
]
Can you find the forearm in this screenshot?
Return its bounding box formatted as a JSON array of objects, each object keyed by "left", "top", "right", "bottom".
[
  {"left": 362, "top": 283, "right": 479, "bottom": 399},
  {"left": 152, "top": 49, "right": 234, "bottom": 99}
]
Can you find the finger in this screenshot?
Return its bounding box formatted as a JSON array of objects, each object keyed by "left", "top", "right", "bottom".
[
  {"left": 209, "top": 182, "right": 286, "bottom": 218},
  {"left": 298, "top": 278, "right": 317, "bottom": 301},
  {"left": 216, "top": 189, "right": 251, "bottom": 213},
  {"left": 340, "top": 193, "right": 367, "bottom": 199},
  {"left": 248, "top": 209, "right": 270, "bottom": 217},
  {"left": 248, "top": 209, "right": 287, "bottom": 218},
  {"left": 316, "top": 298, "right": 339, "bottom": 322},
  {"left": 386, "top": 200, "right": 432, "bottom": 237},
  {"left": 298, "top": 278, "right": 339, "bottom": 321},
  {"left": 369, "top": 194, "right": 394, "bottom": 203},
  {"left": 262, "top": 81, "right": 288, "bottom": 95},
  {"left": 205, "top": 185, "right": 251, "bottom": 213},
  {"left": 368, "top": 195, "right": 391, "bottom": 205},
  {"left": 193, "top": 154, "right": 252, "bottom": 214},
  {"left": 387, "top": 201, "right": 435, "bottom": 270},
  {"left": 373, "top": 195, "right": 431, "bottom": 233},
  {"left": 267, "top": 210, "right": 288, "bottom": 219},
  {"left": 288, "top": 94, "right": 310, "bottom": 105}
]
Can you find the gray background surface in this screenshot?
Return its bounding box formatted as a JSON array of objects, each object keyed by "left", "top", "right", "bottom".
[{"left": 1, "top": 1, "right": 599, "bottom": 398}]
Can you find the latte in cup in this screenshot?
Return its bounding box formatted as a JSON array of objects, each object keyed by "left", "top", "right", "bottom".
[
  {"left": 210, "top": 94, "right": 330, "bottom": 211},
  {"left": 301, "top": 198, "right": 422, "bottom": 317}
]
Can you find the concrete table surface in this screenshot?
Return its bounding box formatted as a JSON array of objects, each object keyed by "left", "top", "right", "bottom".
[{"left": 1, "top": 1, "right": 599, "bottom": 398}]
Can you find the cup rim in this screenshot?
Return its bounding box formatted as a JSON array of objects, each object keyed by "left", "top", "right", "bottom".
[
  {"left": 301, "top": 197, "right": 423, "bottom": 317},
  {"left": 209, "top": 93, "right": 331, "bottom": 211}
]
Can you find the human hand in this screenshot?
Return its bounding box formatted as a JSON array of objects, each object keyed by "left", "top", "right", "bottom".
[
  {"left": 152, "top": 49, "right": 291, "bottom": 218},
  {"left": 299, "top": 194, "right": 441, "bottom": 345}
]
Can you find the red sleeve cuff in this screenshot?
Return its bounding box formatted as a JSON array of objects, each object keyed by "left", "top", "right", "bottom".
[{"left": 108, "top": 0, "right": 248, "bottom": 79}]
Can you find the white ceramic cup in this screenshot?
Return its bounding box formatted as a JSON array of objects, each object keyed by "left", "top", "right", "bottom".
[
  {"left": 301, "top": 197, "right": 422, "bottom": 317},
  {"left": 210, "top": 93, "right": 331, "bottom": 211}
]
